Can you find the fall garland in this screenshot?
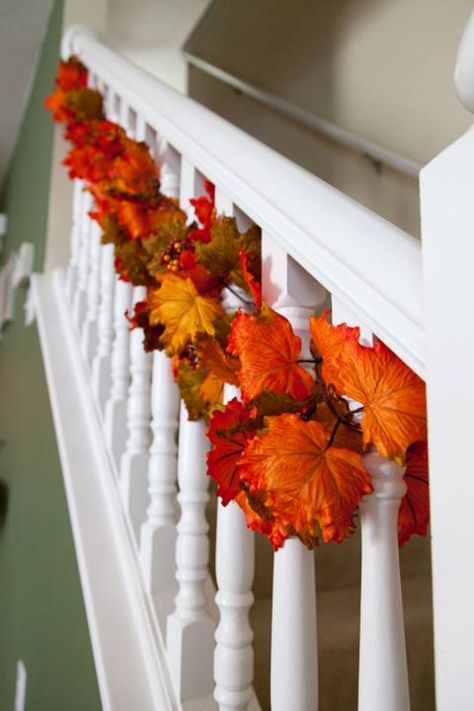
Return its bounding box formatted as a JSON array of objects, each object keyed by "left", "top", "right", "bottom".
[{"left": 46, "top": 57, "right": 429, "bottom": 552}]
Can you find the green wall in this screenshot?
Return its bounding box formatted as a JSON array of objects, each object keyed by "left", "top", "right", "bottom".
[{"left": 0, "top": 2, "right": 101, "bottom": 708}]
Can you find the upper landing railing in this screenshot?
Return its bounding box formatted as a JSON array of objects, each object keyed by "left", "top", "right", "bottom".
[{"left": 36, "top": 13, "right": 474, "bottom": 711}]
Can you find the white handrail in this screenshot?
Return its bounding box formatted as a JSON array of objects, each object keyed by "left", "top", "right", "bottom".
[{"left": 62, "top": 25, "right": 424, "bottom": 378}]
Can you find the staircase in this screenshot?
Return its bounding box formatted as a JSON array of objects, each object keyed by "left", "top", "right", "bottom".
[{"left": 32, "top": 15, "right": 474, "bottom": 711}]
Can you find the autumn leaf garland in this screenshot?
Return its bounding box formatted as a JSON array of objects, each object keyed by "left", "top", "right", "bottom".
[{"left": 47, "top": 56, "right": 430, "bottom": 554}]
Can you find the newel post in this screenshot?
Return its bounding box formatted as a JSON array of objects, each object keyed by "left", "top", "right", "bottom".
[
  {"left": 420, "top": 13, "right": 474, "bottom": 708},
  {"left": 264, "top": 233, "right": 326, "bottom": 711}
]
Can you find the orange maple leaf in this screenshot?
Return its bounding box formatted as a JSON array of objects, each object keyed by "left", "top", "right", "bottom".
[
  {"left": 148, "top": 274, "right": 223, "bottom": 355},
  {"left": 238, "top": 413, "right": 373, "bottom": 549},
  {"left": 327, "top": 337, "right": 427, "bottom": 461},
  {"left": 398, "top": 441, "right": 429, "bottom": 546},
  {"left": 227, "top": 303, "right": 315, "bottom": 403},
  {"left": 309, "top": 311, "right": 360, "bottom": 386}
]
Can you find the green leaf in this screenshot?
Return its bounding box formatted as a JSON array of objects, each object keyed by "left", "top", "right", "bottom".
[{"left": 176, "top": 363, "right": 209, "bottom": 421}]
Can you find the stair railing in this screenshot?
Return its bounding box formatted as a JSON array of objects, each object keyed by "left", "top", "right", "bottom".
[{"left": 45, "top": 14, "right": 474, "bottom": 710}]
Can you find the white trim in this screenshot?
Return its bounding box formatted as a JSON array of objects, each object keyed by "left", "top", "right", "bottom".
[{"left": 32, "top": 270, "right": 178, "bottom": 711}]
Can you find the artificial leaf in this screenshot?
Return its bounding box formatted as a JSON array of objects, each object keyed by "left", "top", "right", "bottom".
[
  {"left": 197, "top": 336, "right": 240, "bottom": 387},
  {"left": 175, "top": 363, "right": 209, "bottom": 421},
  {"left": 126, "top": 300, "right": 165, "bottom": 352},
  {"left": 238, "top": 413, "right": 373, "bottom": 549},
  {"left": 207, "top": 398, "right": 259, "bottom": 504},
  {"left": 328, "top": 337, "right": 427, "bottom": 461},
  {"left": 227, "top": 303, "right": 315, "bottom": 403},
  {"left": 309, "top": 311, "right": 360, "bottom": 386},
  {"left": 398, "top": 441, "right": 429, "bottom": 546},
  {"left": 196, "top": 216, "right": 241, "bottom": 276},
  {"left": 239, "top": 250, "right": 261, "bottom": 307},
  {"left": 114, "top": 241, "right": 153, "bottom": 286},
  {"left": 148, "top": 273, "right": 223, "bottom": 355}
]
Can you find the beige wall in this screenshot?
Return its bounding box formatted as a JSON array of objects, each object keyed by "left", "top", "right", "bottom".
[{"left": 186, "top": 0, "right": 474, "bottom": 237}]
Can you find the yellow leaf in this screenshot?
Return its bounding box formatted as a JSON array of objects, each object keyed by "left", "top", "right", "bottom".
[{"left": 148, "top": 273, "right": 223, "bottom": 355}]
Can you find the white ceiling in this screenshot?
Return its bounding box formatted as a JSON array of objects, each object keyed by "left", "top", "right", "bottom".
[{"left": 0, "top": 0, "right": 52, "bottom": 191}]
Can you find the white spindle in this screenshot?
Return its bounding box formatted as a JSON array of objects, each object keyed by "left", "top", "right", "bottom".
[
  {"left": 358, "top": 454, "right": 410, "bottom": 711},
  {"left": 81, "top": 220, "right": 102, "bottom": 363},
  {"left": 264, "top": 233, "right": 325, "bottom": 711},
  {"left": 140, "top": 351, "right": 180, "bottom": 633},
  {"left": 212, "top": 189, "right": 256, "bottom": 711},
  {"left": 104, "top": 278, "right": 133, "bottom": 466},
  {"left": 159, "top": 142, "right": 180, "bottom": 199},
  {"left": 138, "top": 138, "right": 181, "bottom": 632},
  {"left": 120, "top": 285, "right": 152, "bottom": 539},
  {"left": 91, "top": 242, "right": 115, "bottom": 411},
  {"left": 214, "top": 384, "right": 255, "bottom": 711},
  {"left": 72, "top": 190, "right": 93, "bottom": 329},
  {"left": 166, "top": 402, "right": 215, "bottom": 705},
  {"left": 331, "top": 297, "right": 410, "bottom": 711},
  {"left": 66, "top": 179, "right": 84, "bottom": 302}
]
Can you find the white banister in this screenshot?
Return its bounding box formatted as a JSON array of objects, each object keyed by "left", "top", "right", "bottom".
[
  {"left": 120, "top": 285, "right": 152, "bottom": 539},
  {"left": 72, "top": 190, "right": 93, "bottom": 329},
  {"left": 271, "top": 538, "right": 318, "bottom": 711},
  {"left": 104, "top": 278, "right": 133, "bottom": 466},
  {"left": 331, "top": 297, "right": 410, "bottom": 710},
  {"left": 212, "top": 189, "right": 256, "bottom": 711},
  {"left": 81, "top": 220, "right": 101, "bottom": 364},
  {"left": 263, "top": 232, "right": 325, "bottom": 711},
  {"left": 66, "top": 179, "right": 84, "bottom": 301},
  {"left": 91, "top": 242, "right": 115, "bottom": 411},
  {"left": 64, "top": 25, "right": 423, "bottom": 377},
  {"left": 140, "top": 351, "right": 179, "bottom": 633},
  {"left": 358, "top": 454, "right": 410, "bottom": 711},
  {"left": 214, "top": 389, "right": 255, "bottom": 711},
  {"left": 166, "top": 402, "right": 215, "bottom": 706}
]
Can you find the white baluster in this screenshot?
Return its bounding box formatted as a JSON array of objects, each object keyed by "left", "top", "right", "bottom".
[
  {"left": 139, "top": 145, "right": 180, "bottom": 633},
  {"left": 72, "top": 191, "right": 93, "bottom": 329},
  {"left": 66, "top": 179, "right": 84, "bottom": 302},
  {"left": 91, "top": 242, "right": 115, "bottom": 412},
  {"left": 104, "top": 278, "right": 133, "bottom": 466},
  {"left": 159, "top": 142, "right": 180, "bottom": 199},
  {"left": 120, "top": 285, "right": 152, "bottom": 539},
  {"left": 214, "top": 384, "right": 255, "bottom": 711},
  {"left": 81, "top": 220, "right": 102, "bottom": 363},
  {"left": 358, "top": 454, "right": 410, "bottom": 711},
  {"left": 212, "top": 189, "right": 256, "bottom": 711},
  {"left": 140, "top": 351, "right": 180, "bottom": 633},
  {"left": 264, "top": 233, "right": 326, "bottom": 711},
  {"left": 331, "top": 297, "right": 409, "bottom": 711},
  {"left": 167, "top": 402, "right": 215, "bottom": 705}
]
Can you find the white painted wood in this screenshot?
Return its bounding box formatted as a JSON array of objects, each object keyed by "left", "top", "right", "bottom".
[
  {"left": 271, "top": 539, "right": 317, "bottom": 711},
  {"left": 140, "top": 351, "right": 180, "bottom": 634},
  {"left": 455, "top": 10, "right": 474, "bottom": 113},
  {"left": 104, "top": 278, "right": 133, "bottom": 467},
  {"left": 211, "top": 189, "right": 257, "bottom": 711},
  {"left": 262, "top": 231, "right": 325, "bottom": 711},
  {"left": 81, "top": 220, "right": 101, "bottom": 364},
  {"left": 32, "top": 270, "right": 177, "bottom": 711},
  {"left": 331, "top": 299, "right": 409, "bottom": 710},
  {"left": 358, "top": 454, "right": 410, "bottom": 711},
  {"left": 214, "top": 388, "right": 255, "bottom": 711},
  {"left": 72, "top": 190, "right": 93, "bottom": 330},
  {"left": 12, "top": 242, "right": 35, "bottom": 288},
  {"left": 167, "top": 402, "right": 215, "bottom": 706},
  {"left": 92, "top": 242, "right": 115, "bottom": 412},
  {"left": 120, "top": 285, "right": 152, "bottom": 540},
  {"left": 421, "top": 125, "right": 474, "bottom": 710},
  {"left": 64, "top": 26, "right": 424, "bottom": 376}
]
